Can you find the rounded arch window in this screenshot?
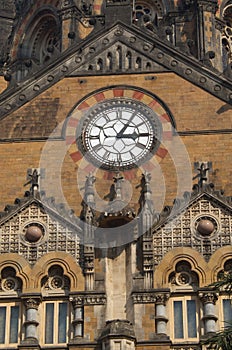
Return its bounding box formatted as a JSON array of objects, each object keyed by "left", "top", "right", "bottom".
[
  {"left": 133, "top": 0, "right": 164, "bottom": 23},
  {"left": 168, "top": 260, "right": 199, "bottom": 290},
  {"left": 41, "top": 264, "right": 70, "bottom": 293},
  {"left": 0, "top": 266, "right": 22, "bottom": 293},
  {"left": 217, "top": 258, "right": 232, "bottom": 280},
  {"left": 20, "top": 9, "right": 61, "bottom": 65}
]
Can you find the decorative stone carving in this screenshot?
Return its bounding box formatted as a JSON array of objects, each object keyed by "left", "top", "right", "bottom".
[
  {"left": 70, "top": 294, "right": 107, "bottom": 305},
  {"left": 153, "top": 185, "right": 232, "bottom": 264},
  {"left": 24, "top": 298, "right": 40, "bottom": 310},
  {"left": 132, "top": 291, "right": 169, "bottom": 304},
  {"left": 0, "top": 202, "right": 81, "bottom": 265},
  {"left": 1, "top": 277, "right": 18, "bottom": 291},
  {"left": 199, "top": 292, "right": 218, "bottom": 305}
]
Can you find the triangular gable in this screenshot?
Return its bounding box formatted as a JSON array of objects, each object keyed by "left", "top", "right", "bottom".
[
  {"left": 0, "top": 195, "right": 82, "bottom": 265},
  {"left": 152, "top": 186, "right": 232, "bottom": 265},
  {"left": 0, "top": 21, "right": 232, "bottom": 120}
]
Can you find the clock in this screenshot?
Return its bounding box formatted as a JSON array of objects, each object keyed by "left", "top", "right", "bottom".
[{"left": 77, "top": 98, "right": 162, "bottom": 170}]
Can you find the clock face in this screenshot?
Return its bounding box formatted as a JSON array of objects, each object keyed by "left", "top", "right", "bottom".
[{"left": 77, "top": 98, "right": 162, "bottom": 170}]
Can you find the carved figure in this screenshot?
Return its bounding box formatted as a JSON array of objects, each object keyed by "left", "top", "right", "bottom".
[{"left": 193, "top": 163, "right": 209, "bottom": 187}]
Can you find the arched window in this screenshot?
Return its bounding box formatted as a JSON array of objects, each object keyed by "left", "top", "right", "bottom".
[
  {"left": 40, "top": 265, "right": 72, "bottom": 345},
  {"left": 0, "top": 267, "right": 22, "bottom": 347},
  {"left": 133, "top": 0, "right": 164, "bottom": 25},
  {"left": 19, "top": 9, "right": 61, "bottom": 66},
  {"left": 217, "top": 259, "right": 232, "bottom": 330},
  {"left": 168, "top": 260, "right": 201, "bottom": 344},
  {"left": 222, "top": 3, "right": 232, "bottom": 70}
]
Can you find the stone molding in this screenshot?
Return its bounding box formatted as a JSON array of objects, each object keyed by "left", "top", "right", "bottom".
[
  {"left": 132, "top": 291, "right": 170, "bottom": 304},
  {"left": 69, "top": 293, "right": 106, "bottom": 305}
]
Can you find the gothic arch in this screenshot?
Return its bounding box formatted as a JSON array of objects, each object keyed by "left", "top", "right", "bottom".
[
  {"left": 154, "top": 247, "right": 209, "bottom": 289},
  {"left": 18, "top": 6, "right": 61, "bottom": 65},
  {"left": 32, "top": 252, "right": 84, "bottom": 291}
]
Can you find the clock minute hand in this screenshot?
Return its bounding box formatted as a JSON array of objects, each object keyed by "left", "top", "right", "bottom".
[{"left": 117, "top": 113, "right": 136, "bottom": 137}]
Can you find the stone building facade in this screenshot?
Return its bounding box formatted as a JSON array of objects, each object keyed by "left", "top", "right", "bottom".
[{"left": 0, "top": 0, "right": 231, "bottom": 349}]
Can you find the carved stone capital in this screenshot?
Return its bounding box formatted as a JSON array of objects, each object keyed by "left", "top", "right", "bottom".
[
  {"left": 199, "top": 292, "right": 218, "bottom": 304},
  {"left": 70, "top": 296, "right": 83, "bottom": 307},
  {"left": 155, "top": 293, "right": 170, "bottom": 305},
  {"left": 24, "top": 298, "right": 41, "bottom": 310}
]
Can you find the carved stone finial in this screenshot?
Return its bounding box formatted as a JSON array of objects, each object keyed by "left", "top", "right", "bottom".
[
  {"left": 81, "top": 173, "right": 96, "bottom": 223},
  {"left": 24, "top": 169, "right": 40, "bottom": 195},
  {"left": 193, "top": 162, "right": 212, "bottom": 188},
  {"left": 113, "top": 171, "right": 124, "bottom": 200},
  {"left": 138, "top": 171, "right": 154, "bottom": 213},
  {"left": 84, "top": 173, "right": 96, "bottom": 202}
]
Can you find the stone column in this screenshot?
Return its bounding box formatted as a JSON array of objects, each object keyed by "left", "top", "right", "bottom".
[
  {"left": 199, "top": 291, "right": 218, "bottom": 335},
  {"left": 70, "top": 296, "right": 84, "bottom": 339},
  {"left": 24, "top": 298, "right": 40, "bottom": 340},
  {"left": 155, "top": 293, "right": 169, "bottom": 337}
]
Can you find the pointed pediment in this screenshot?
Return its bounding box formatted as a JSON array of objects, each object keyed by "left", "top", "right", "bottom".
[
  {"left": 0, "top": 194, "right": 82, "bottom": 265},
  {"left": 153, "top": 184, "right": 232, "bottom": 264},
  {"left": 69, "top": 36, "right": 166, "bottom": 76},
  {"left": 0, "top": 21, "right": 232, "bottom": 119}
]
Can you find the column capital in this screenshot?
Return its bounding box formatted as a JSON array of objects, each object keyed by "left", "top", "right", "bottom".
[
  {"left": 155, "top": 293, "right": 170, "bottom": 306},
  {"left": 199, "top": 291, "right": 218, "bottom": 305},
  {"left": 23, "top": 297, "right": 41, "bottom": 310}
]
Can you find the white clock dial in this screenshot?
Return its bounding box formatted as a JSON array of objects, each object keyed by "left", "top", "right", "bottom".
[{"left": 78, "top": 98, "right": 162, "bottom": 170}]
